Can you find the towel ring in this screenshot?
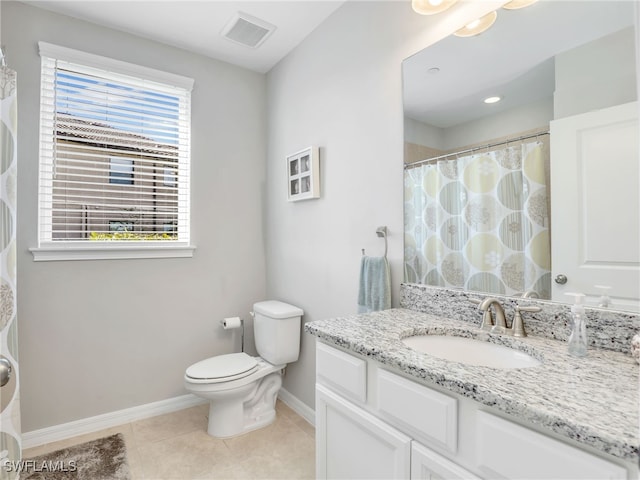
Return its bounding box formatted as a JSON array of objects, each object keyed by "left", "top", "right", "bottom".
[
  {"left": 362, "top": 226, "right": 388, "bottom": 257},
  {"left": 376, "top": 226, "right": 388, "bottom": 258}
]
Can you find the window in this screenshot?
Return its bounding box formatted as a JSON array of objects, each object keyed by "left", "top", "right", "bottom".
[
  {"left": 34, "top": 42, "right": 194, "bottom": 260},
  {"left": 109, "top": 158, "right": 134, "bottom": 185},
  {"left": 109, "top": 221, "right": 134, "bottom": 232},
  {"left": 163, "top": 167, "right": 177, "bottom": 187}
]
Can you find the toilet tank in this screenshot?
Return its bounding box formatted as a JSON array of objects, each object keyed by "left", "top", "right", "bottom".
[{"left": 253, "top": 300, "right": 304, "bottom": 365}]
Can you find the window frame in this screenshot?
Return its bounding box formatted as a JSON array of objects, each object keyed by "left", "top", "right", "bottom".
[{"left": 31, "top": 42, "right": 196, "bottom": 261}]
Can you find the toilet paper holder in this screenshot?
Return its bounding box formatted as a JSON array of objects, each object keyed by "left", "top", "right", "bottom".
[{"left": 221, "top": 317, "right": 245, "bottom": 352}]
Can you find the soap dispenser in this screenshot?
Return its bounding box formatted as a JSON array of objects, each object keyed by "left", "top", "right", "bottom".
[
  {"left": 565, "top": 293, "right": 587, "bottom": 357},
  {"left": 594, "top": 285, "right": 612, "bottom": 308}
]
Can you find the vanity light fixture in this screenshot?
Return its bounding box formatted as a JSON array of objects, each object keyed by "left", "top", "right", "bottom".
[
  {"left": 454, "top": 10, "right": 498, "bottom": 37},
  {"left": 502, "top": 0, "right": 539, "bottom": 10},
  {"left": 484, "top": 96, "right": 502, "bottom": 104},
  {"left": 412, "top": 0, "right": 458, "bottom": 16}
]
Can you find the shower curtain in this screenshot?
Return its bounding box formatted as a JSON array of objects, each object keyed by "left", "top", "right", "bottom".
[
  {"left": 0, "top": 63, "right": 20, "bottom": 477},
  {"left": 404, "top": 140, "right": 551, "bottom": 298}
]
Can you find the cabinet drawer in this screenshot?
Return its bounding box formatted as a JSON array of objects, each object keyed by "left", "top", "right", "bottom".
[
  {"left": 476, "top": 411, "right": 627, "bottom": 479},
  {"left": 377, "top": 369, "right": 457, "bottom": 454},
  {"left": 316, "top": 342, "right": 367, "bottom": 403}
]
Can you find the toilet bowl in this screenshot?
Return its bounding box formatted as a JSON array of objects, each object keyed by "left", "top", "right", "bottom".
[
  {"left": 185, "top": 353, "right": 284, "bottom": 437},
  {"left": 184, "top": 300, "right": 303, "bottom": 438}
]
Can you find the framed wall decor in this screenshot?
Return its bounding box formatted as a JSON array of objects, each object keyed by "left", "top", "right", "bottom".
[{"left": 287, "top": 146, "right": 320, "bottom": 201}]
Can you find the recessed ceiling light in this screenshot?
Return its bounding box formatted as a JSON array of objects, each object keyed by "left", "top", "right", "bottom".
[
  {"left": 484, "top": 96, "right": 501, "bottom": 104},
  {"left": 427, "top": 67, "right": 440, "bottom": 75}
]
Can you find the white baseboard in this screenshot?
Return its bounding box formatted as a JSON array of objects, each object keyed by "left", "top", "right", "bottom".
[
  {"left": 22, "top": 394, "right": 206, "bottom": 449},
  {"left": 23, "top": 389, "right": 314, "bottom": 449},
  {"left": 278, "top": 387, "right": 315, "bottom": 426}
]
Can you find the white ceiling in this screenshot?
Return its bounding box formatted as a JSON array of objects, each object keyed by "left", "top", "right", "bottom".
[
  {"left": 22, "top": 0, "right": 346, "bottom": 73},
  {"left": 21, "top": 1, "right": 635, "bottom": 118},
  {"left": 403, "top": 1, "right": 635, "bottom": 128}
]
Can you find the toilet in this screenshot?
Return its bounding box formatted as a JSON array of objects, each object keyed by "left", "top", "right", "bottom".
[{"left": 184, "top": 300, "right": 303, "bottom": 438}]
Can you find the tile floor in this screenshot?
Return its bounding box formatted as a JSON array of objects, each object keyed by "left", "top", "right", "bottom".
[{"left": 23, "top": 400, "right": 316, "bottom": 479}]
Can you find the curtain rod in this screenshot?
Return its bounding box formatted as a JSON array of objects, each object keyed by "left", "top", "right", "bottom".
[{"left": 404, "top": 131, "right": 550, "bottom": 170}]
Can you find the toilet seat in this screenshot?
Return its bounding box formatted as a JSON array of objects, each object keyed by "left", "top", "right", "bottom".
[{"left": 186, "top": 352, "right": 258, "bottom": 383}]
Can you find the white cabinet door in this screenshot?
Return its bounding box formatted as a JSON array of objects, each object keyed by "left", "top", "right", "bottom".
[
  {"left": 550, "top": 101, "right": 639, "bottom": 310},
  {"left": 316, "top": 384, "right": 411, "bottom": 480},
  {"left": 411, "top": 442, "right": 479, "bottom": 480}
]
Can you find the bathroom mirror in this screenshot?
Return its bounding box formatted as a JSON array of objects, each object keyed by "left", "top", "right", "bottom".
[{"left": 403, "top": 1, "right": 639, "bottom": 311}]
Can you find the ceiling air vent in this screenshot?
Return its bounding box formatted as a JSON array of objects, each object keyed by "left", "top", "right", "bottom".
[{"left": 221, "top": 12, "right": 276, "bottom": 49}]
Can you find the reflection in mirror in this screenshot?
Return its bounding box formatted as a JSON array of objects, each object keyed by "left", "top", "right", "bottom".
[
  {"left": 404, "top": 134, "right": 551, "bottom": 297},
  {"left": 403, "top": 1, "right": 639, "bottom": 311}
]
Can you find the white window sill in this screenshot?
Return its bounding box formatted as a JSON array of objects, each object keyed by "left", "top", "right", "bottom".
[{"left": 30, "top": 243, "right": 196, "bottom": 262}]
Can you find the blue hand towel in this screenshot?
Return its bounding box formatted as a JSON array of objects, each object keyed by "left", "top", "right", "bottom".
[{"left": 357, "top": 256, "right": 391, "bottom": 313}]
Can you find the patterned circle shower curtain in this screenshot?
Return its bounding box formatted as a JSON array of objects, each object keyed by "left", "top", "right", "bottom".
[
  {"left": 404, "top": 140, "right": 551, "bottom": 298},
  {"left": 0, "top": 64, "right": 20, "bottom": 477}
]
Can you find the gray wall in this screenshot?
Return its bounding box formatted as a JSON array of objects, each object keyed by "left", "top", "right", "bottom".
[
  {"left": 3, "top": 1, "right": 267, "bottom": 432},
  {"left": 442, "top": 98, "right": 554, "bottom": 150},
  {"left": 404, "top": 117, "right": 445, "bottom": 150},
  {"left": 406, "top": 98, "right": 554, "bottom": 154},
  {"left": 555, "top": 26, "right": 637, "bottom": 119},
  {"left": 265, "top": 1, "right": 500, "bottom": 409}
]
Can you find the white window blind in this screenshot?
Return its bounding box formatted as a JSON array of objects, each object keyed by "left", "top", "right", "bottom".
[{"left": 37, "top": 43, "right": 193, "bottom": 252}]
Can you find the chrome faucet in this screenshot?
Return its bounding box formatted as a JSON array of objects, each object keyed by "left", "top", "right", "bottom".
[
  {"left": 477, "top": 298, "right": 508, "bottom": 332},
  {"left": 511, "top": 304, "right": 542, "bottom": 337},
  {"left": 471, "top": 297, "right": 542, "bottom": 337}
]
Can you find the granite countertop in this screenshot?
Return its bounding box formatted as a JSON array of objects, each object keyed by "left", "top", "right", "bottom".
[{"left": 305, "top": 308, "right": 639, "bottom": 463}]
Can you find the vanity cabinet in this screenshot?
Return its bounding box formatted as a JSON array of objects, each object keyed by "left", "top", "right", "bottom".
[
  {"left": 316, "top": 341, "right": 477, "bottom": 480},
  {"left": 315, "top": 341, "right": 630, "bottom": 480}
]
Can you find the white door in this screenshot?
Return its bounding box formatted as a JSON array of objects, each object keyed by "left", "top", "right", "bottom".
[
  {"left": 550, "top": 102, "right": 639, "bottom": 310},
  {"left": 411, "top": 442, "right": 480, "bottom": 480},
  {"left": 315, "top": 384, "right": 411, "bottom": 480}
]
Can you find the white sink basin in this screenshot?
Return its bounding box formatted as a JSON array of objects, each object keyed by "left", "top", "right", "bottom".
[{"left": 402, "top": 335, "right": 541, "bottom": 369}]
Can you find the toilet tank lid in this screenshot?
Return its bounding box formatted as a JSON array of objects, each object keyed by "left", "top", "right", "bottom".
[{"left": 253, "top": 300, "right": 304, "bottom": 319}]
